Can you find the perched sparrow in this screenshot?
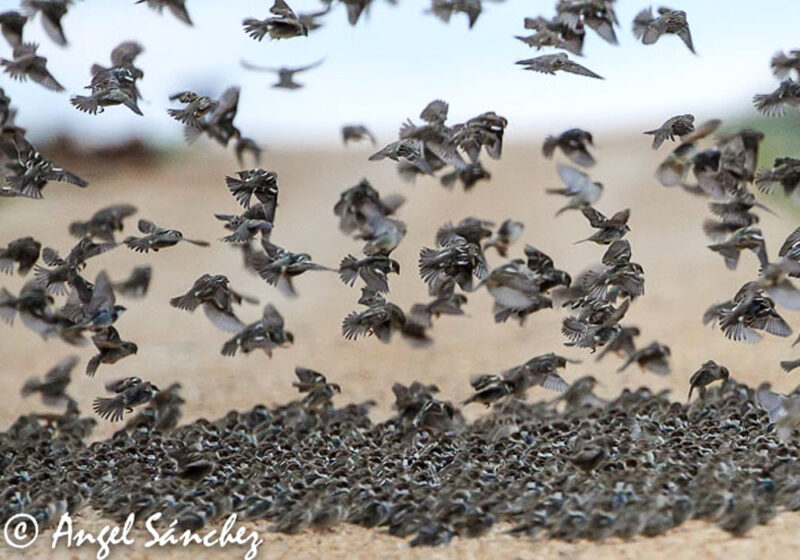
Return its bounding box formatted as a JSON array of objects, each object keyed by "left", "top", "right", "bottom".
[
  {"left": 93, "top": 378, "right": 159, "bottom": 422},
  {"left": 547, "top": 164, "right": 603, "bottom": 215},
  {"left": 516, "top": 53, "right": 604, "bottom": 79},
  {"left": 136, "top": 0, "right": 193, "bottom": 26},
  {"left": 86, "top": 326, "right": 138, "bottom": 377},
  {"left": 241, "top": 58, "right": 324, "bottom": 90},
  {"left": 221, "top": 304, "right": 293, "bottom": 357},
  {"left": 170, "top": 273, "right": 256, "bottom": 332},
  {"left": 342, "top": 125, "right": 376, "bottom": 145},
  {"left": 21, "top": 355, "right": 77, "bottom": 406},
  {"left": 242, "top": 0, "right": 308, "bottom": 40},
  {"left": 112, "top": 266, "right": 152, "bottom": 298},
  {"left": 542, "top": 128, "right": 595, "bottom": 167},
  {"left": 567, "top": 438, "right": 609, "bottom": 474},
  {"left": 339, "top": 255, "right": 400, "bottom": 294},
  {"left": 632, "top": 6, "right": 695, "bottom": 54},
  {"left": 124, "top": 219, "right": 209, "bottom": 253},
  {"left": 68, "top": 204, "right": 137, "bottom": 242},
  {"left": 0, "top": 236, "right": 41, "bottom": 275},
  {"left": 688, "top": 360, "right": 729, "bottom": 400},
  {"left": 644, "top": 114, "right": 695, "bottom": 149}
]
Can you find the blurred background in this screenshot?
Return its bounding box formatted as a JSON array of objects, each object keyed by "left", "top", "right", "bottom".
[{"left": 2, "top": 0, "right": 800, "bottom": 435}]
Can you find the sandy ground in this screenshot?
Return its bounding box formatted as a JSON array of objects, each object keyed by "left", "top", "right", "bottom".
[{"left": 2, "top": 138, "right": 800, "bottom": 558}]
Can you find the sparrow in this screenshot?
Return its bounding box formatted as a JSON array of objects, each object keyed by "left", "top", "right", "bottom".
[
  {"left": 68, "top": 204, "right": 137, "bottom": 242},
  {"left": 61, "top": 270, "right": 126, "bottom": 333},
  {"left": 0, "top": 11, "right": 27, "bottom": 48},
  {"left": 555, "top": 0, "right": 619, "bottom": 45},
  {"left": 409, "top": 292, "right": 468, "bottom": 327},
  {"left": 616, "top": 341, "right": 671, "bottom": 375},
  {"left": 0, "top": 280, "right": 53, "bottom": 330},
  {"left": 567, "top": 438, "right": 609, "bottom": 474},
  {"left": 342, "top": 125, "right": 376, "bottom": 145},
  {"left": 542, "top": 128, "right": 595, "bottom": 167},
  {"left": 2, "top": 134, "right": 87, "bottom": 198},
  {"left": 576, "top": 207, "right": 630, "bottom": 245},
  {"left": 516, "top": 53, "right": 604, "bottom": 79},
  {"left": 436, "top": 217, "right": 493, "bottom": 246},
  {"left": 234, "top": 136, "right": 262, "bottom": 166},
  {"left": 339, "top": 255, "right": 400, "bottom": 293},
  {"left": 112, "top": 266, "right": 152, "bottom": 298},
  {"left": 167, "top": 91, "right": 219, "bottom": 129},
  {"left": 245, "top": 240, "right": 334, "bottom": 297},
  {"left": 781, "top": 358, "right": 800, "bottom": 373},
  {"left": 221, "top": 304, "right": 293, "bottom": 357},
  {"left": 752, "top": 79, "right": 800, "bottom": 117},
  {"left": 359, "top": 216, "right": 407, "bottom": 256},
  {"left": 483, "top": 219, "right": 524, "bottom": 257},
  {"left": 93, "top": 378, "right": 159, "bottom": 422},
  {"left": 595, "top": 324, "right": 640, "bottom": 362},
  {"left": 71, "top": 66, "right": 143, "bottom": 116},
  {"left": 170, "top": 273, "right": 256, "bottom": 332},
  {"left": 293, "top": 367, "right": 341, "bottom": 410},
  {"left": 124, "top": 219, "right": 209, "bottom": 253},
  {"left": 184, "top": 86, "right": 242, "bottom": 146},
  {"left": 21, "top": 355, "right": 77, "bottom": 406},
  {"left": 214, "top": 205, "right": 274, "bottom": 244},
  {"left": 86, "top": 326, "right": 138, "bottom": 377},
  {"left": 702, "top": 193, "right": 768, "bottom": 242},
  {"left": 334, "top": 178, "right": 405, "bottom": 236},
  {"left": 707, "top": 226, "right": 768, "bottom": 270},
  {"left": 480, "top": 261, "right": 553, "bottom": 324},
  {"left": 369, "top": 138, "right": 433, "bottom": 176},
  {"left": 419, "top": 235, "right": 488, "bottom": 293},
  {"left": 243, "top": 0, "right": 308, "bottom": 40},
  {"left": 462, "top": 375, "right": 512, "bottom": 407},
  {"left": 688, "top": 360, "right": 729, "bottom": 401},
  {"left": 517, "top": 16, "right": 585, "bottom": 56},
  {"left": 632, "top": 6, "right": 695, "bottom": 54},
  {"left": 241, "top": 58, "right": 324, "bottom": 89},
  {"left": 770, "top": 49, "right": 800, "bottom": 80},
  {"left": 126, "top": 382, "right": 184, "bottom": 431},
  {"left": 562, "top": 299, "right": 629, "bottom": 351},
  {"left": 704, "top": 282, "right": 792, "bottom": 342},
  {"left": 342, "top": 293, "right": 406, "bottom": 343},
  {"left": 136, "top": 0, "right": 193, "bottom": 26},
  {"left": 0, "top": 236, "right": 41, "bottom": 275},
  {"left": 33, "top": 238, "right": 115, "bottom": 295},
  {"left": 225, "top": 168, "right": 278, "bottom": 210},
  {"left": 20, "top": 0, "right": 71, "bottom": 46},
  {"left": 644, "top": 114, "right": 695, "bottom": 149},
  {"left": 547, "top": 163, "right": 603, "bottom": 215},
  {"left": 755, "top": 157, "right": 800, "bottom": 197},
  {"left": 427, "top": 0, "right": 483, "bottom": 29}
]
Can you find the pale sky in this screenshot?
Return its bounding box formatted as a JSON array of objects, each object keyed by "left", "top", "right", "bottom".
[{"left": 1, "top": 0, "right": 798, "bottom": 146}]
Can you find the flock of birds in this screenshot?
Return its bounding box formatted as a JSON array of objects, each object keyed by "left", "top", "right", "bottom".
[{"left": 2, "top": 0, "right": 800, "bottom": 549}]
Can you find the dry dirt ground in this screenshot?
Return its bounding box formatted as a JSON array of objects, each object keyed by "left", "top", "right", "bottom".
[{"left": 2, "top": 138, "right": 800, "bottom": 559}]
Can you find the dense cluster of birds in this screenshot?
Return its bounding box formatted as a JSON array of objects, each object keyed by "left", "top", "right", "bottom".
[
  {"left": 7, "top": 370, "right": 800, "bottom": 546},
  {"left": 2, "top": 0, "right": 800, "bottom": 548}
]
